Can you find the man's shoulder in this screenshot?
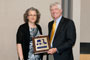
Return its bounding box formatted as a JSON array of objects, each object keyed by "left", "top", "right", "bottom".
[
  {"left": 63, "top": 17, "right": 74, "bottom": 23},
  {"left": 62, "top": 17, "right": 75, "bottom": 27},
  {"left": 49, "top": 20, "right": 54, "bottom": 24}
]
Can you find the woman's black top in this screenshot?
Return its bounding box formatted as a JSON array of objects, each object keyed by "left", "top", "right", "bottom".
[{"left": 16, "top": 23, "right": 43, "bottom": 60}]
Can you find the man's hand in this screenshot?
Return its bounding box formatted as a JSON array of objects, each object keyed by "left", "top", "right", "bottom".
[{"left": 47, "top": 48, "right": 57, "bottom": 55}]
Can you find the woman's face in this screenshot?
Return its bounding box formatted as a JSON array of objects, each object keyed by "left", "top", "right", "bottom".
[{"left": 27, "top": 10, "right": 37, "bottom": 23}]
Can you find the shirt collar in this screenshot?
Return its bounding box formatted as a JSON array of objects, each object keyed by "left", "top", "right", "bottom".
[{"left": 54, "top": 16, "right": 62, "bottom": 25}]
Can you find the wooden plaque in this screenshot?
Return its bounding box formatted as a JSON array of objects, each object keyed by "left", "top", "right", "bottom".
[{"left": 32, "top": 35, "right": 50, "bottom": 54}]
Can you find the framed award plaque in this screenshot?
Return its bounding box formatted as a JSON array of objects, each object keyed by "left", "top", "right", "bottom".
[{"left": 32, "top": 35, "right": 50, "bottom": 54}]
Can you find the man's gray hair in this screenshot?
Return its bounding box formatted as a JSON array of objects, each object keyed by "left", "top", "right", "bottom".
[{"left": 50, "top": 2, "right": 62, "bottom": 9}]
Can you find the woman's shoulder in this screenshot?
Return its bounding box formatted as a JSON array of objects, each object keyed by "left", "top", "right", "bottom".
[
  {"left": 36, "top": 24, "right": 42, "bottom": 34},
  {"left": 18, "top": 23, "right": 28, "bottom": 30},
  {"left": 20, "top": 23, "right": 28, "bottom": 27},
  {"left": 36, "top": 24, "right": 42, "bottom": 28}
]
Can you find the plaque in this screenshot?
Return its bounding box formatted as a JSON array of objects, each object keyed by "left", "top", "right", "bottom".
[{"left": 32, "top": 35, "right": 50, "bottom": 54}]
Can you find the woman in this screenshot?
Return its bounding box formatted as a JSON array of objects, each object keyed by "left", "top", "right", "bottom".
[{"left": 16, "top": 7, "right": 43, "bottom": 60}]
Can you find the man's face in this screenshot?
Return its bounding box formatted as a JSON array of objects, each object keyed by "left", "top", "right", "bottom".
[{"left": 50, "top": 5, "right": 62, "bottom": 20}]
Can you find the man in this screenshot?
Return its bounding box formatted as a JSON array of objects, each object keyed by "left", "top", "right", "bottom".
[{"left": 47, "top": 2, "right": 76, "bottom": 60}]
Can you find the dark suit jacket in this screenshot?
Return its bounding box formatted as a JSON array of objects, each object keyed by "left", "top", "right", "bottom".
[
  {"left": 16, "top": 23, "right": 43, "bottom": 60},
  {"left": 48, "top": 17, "right": 76, "bottom": 60}
]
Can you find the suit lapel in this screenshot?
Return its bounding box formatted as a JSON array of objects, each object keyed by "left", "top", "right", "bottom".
[
  {"left": 49, "top": 21, "right": 54, "bottom": 38},
  {"left": 54, "top": 17, "right": 64, "bottom": 39}
]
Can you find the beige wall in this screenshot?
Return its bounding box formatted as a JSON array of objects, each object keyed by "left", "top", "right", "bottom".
[
  {"left": 0, "top": 0, "right": 61, "bottom": 60},
  {"left": 72, "top": 0, "right": 80, "bottom": 60},
  {"left": 80, "top": 0, "right": 90, "bottom": 42},
  {"left": 0, "top": 0, "right": 80, "bottom": 60}
]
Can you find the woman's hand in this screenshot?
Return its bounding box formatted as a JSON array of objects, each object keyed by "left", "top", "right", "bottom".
[{"left": 17, "top": 44, "right": 24, "bottom": 60}]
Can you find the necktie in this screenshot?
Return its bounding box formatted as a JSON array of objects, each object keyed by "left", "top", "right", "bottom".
[
  {"left": 50, "top": 21, "right": 56, "bottom": 45},
  {"left": 49, "top": 21, "right": 56, "bottom": 60}
]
